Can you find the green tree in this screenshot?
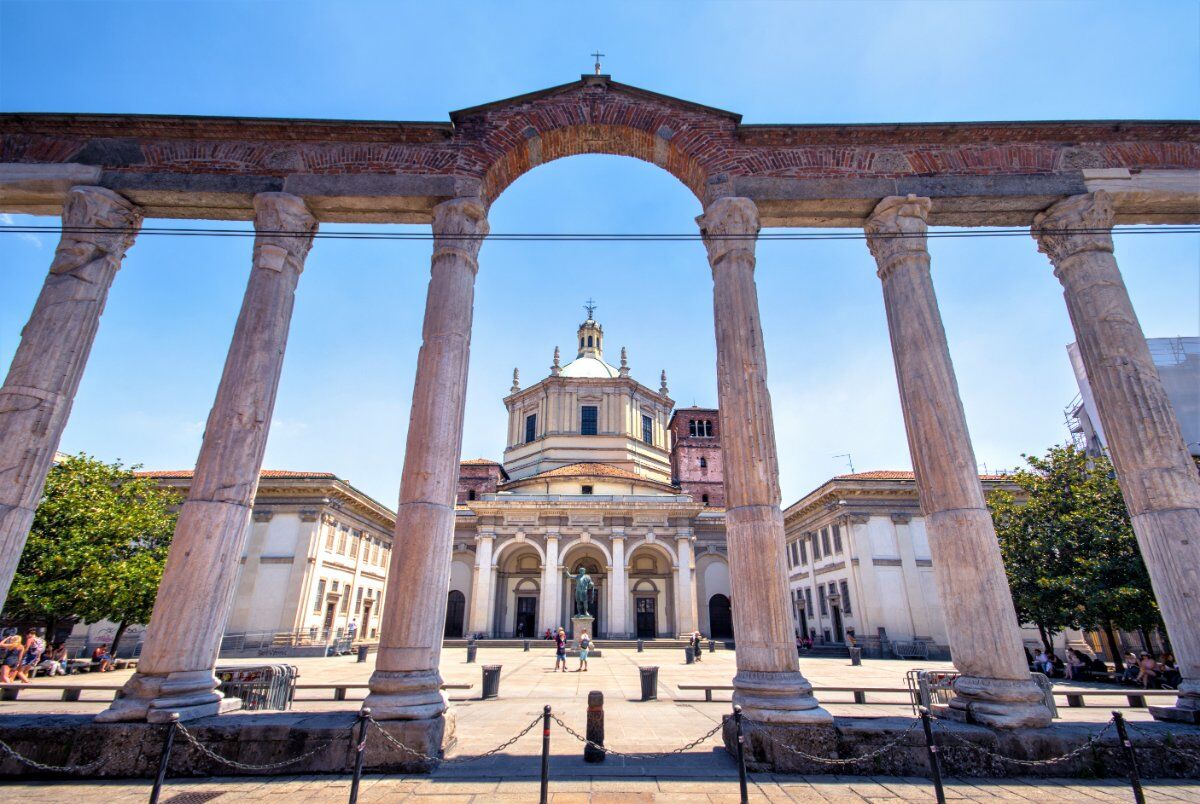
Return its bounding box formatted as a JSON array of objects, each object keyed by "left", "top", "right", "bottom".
[
  {"left": 3, "top": 454, "right": 179, "bottom": 654},
  {"left": 988, "top": 444, "right": 1159, "bottom": 668}
]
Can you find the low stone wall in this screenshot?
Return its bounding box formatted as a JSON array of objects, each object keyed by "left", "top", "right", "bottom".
[
  {"left": 722, "top": 715, "right": 1200, "bottom": 778},
  {"left": 0, "top": 711, "right": 454, "bottom": 779}
]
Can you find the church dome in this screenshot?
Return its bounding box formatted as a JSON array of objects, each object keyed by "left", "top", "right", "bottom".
[{"left": 560, "top": 354, "right": 620, "bottom": 378}]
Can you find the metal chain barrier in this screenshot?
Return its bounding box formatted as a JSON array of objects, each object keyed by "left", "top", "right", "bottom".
[
  {"left": 1124, "top": 720, "right": 1200, "bottom": 764},
  {"left": 551, "top": 714, "right": 723, "bottom": 760},
  {"left": 743, "top": 716, "right": 922, "bottom": 767},
  {"left": 932, "top": 718, "right": 1115, "bottom": 768},
  {"left": 366, "top": 711, "right": 543, "bottom": 765},
  {"left": 0, "top": 735, "right": 108, "bottom": 774},
  {"left": 173, "top": 721, "right": 350, "bottom": 771}
]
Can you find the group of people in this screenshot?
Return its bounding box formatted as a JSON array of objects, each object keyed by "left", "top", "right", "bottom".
[
  {"left": 1028, "top": 645, "right": 1181, "bottom": 689},
  {"left": 0, "top": 629, "right": 120, "bottom": 682},
  {"left": 551, "top": 627, "right": 591, "bottom": 672}
]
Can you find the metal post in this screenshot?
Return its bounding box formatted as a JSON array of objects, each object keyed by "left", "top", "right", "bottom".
[
  {"left": 348, "top": 707, "right": 370, "bottom": 804},
  {"left": 733, "top": 704, "right": 748, "bottom": 804},
  {"left": 1112, "top": 711, "right": 1145, "bottom": 804},
  {"left": 148, "top": 713, "right": 178, "bottom": 804},
  {"left": 919, "top": 707, "right": 946, "bottom": 804},
  {"left": 584, "top": 690, "right": 605, "bottom": 763},
  {"left": 540, "top": 705, "right": 551, "bottom": 804}
]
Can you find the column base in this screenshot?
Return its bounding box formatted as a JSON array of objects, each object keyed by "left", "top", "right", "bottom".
[
  {"left": 732, "top": 670, "right": 833, "bottom": 724},
  {"left": 95, "top": 669, "right": 239, "bottom": 723},
  {"left": 364, "top": 668, "right": 447, "bottom": 720},
  {"left": 1150, "top": 680, "right": 1200, "bottom": 724},
  {"left": 936, "top": 675, "right": 1053, "bottom": 729}
]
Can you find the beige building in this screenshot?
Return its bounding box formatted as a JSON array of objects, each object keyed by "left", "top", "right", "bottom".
[
  {"left": 447, "top": 313, "right": 732, "bottom": 640},
  {"left": 137, "top": 469, "right": 395, "bottom": 644},
  {"left": 783, "top": 470, "right": 1020, "bottom": 659}
]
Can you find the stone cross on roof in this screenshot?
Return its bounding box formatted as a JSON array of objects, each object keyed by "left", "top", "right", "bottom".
[
  {"left": 583, "top": 298, "right": 597, "bottom": 319},
  {"left": 590, "top": 51, "right": 605, "bottom": 76}
]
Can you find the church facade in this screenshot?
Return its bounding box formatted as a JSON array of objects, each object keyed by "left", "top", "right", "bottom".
[{"left": 446, "top": 314, "right": 733, "bottom": 640}]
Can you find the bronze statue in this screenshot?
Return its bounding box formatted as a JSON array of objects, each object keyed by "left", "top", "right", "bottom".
[{"left": 565, "top": 566, "right": 595, "bottom": 617}]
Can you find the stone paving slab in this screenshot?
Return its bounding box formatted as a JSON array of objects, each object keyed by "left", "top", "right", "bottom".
[{"left": 2, "top": 775, "right": 1197, "bottom": 801}]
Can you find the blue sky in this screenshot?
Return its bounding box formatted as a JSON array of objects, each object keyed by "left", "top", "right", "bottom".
[{"left": 1, "top": 1, "right": 1198, "bottom": 507}]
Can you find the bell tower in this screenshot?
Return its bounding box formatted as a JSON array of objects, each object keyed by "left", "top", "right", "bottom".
[{"left": 577, "top": 300, "right": 604, "bottom": 358}]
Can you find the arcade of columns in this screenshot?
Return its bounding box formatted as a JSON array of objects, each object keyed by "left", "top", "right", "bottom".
[{"left": 1, "top": 182, "right": 1198, "bottom": 728}]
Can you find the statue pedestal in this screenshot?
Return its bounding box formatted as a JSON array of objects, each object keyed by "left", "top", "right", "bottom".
[{"left": 569, "top": 615, "right": 601, "bottom": 657}]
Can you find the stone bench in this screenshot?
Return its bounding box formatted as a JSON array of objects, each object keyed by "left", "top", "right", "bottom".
[
  {"left": 677, "top": 684, "right": 911, "bottom": 704},
  {"left": 294, "top": 682, "right": 473, "bottom": 701},
  {"left": 1052, "top": 687, "right": 1178, "bottom": 709},
  {"left": 0, "top": 684, "right": 124, "bottom": 701}
]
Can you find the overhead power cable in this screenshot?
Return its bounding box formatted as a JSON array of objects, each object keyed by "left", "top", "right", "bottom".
[{"left": 1, "top": 224, "right": 1199, "bottom": 242}]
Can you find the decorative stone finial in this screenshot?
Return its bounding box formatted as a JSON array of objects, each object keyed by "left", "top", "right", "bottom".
[
  {"left": 619, "top": 346, "right": 630, "bottom": 378},
  {"left": 1032, "top": 190, "right": 1115, "bottom": 271},
  {"left": 659, "top": 370, "right": 669, "bottom": 395},
  {"left": 696, "top": 197, "right": 759, "bottom": 268},
  {"left": 510, "top": 368, "right": 520, "bottom": 394},
  {"left": 864, "top": 194, "right": 931, "bottom": 280},
  {"left": 550, "top": 346, "right": 561, "bottom": 376}
]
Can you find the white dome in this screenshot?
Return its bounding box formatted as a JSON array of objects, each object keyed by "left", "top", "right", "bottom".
[{"left": 559, "top": 355, "right": 620, "bottom": 378}]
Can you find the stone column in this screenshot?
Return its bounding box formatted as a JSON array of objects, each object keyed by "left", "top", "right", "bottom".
[
  {"left": 865, "top": 194, "right": 1050, "bottom": 728},
  {"left": 610, "top": 534, "right": 628, "bottom": 637},
  {"left": 698, "top": 197, "right": 829, "bottom": 723},
  {"left": 675, "top": 533, "right": 698, "bottom": 635},
  {"left": 365, "top": 197, "right": 487, "bottom": 721},
  {"left": 1034, "top": 191, "right": 1200, "bottom": 723},
  {"left": 541, "top": 534, "right": 561, "bottom": 634},
  {"left": 0, "top": 187, "right": 141, "bottom": 609},
  {"left": 99, "top": 192, "right": 316, "bottom": 723},
  {"left": 468, "top": 532, "right": 495, "bottom": 636}
]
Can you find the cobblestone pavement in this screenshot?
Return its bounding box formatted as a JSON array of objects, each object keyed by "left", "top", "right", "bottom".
[{"left": 2, "top": 774, "right": 1197, "bottom": 802}]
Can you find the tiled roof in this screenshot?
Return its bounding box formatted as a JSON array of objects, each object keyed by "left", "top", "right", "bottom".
[
  {"left": 834, "top": 470, "right": 1008, "bottom": 481},
  {"left": 460, "top": 458, "right": 502, "bottom": 466},
  {"left": 135, "top": 469, "right": 339, "bottom": 480},
  {"left": 525, "top": 462, "right": 645, "bottom": 481}
]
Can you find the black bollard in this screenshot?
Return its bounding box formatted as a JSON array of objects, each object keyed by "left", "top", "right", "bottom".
[
  {"left": 466, "top": 643, "right": 477, "bottom": 663},
  {"left": 540, "top": 705, "right": 551, "bottom": 804},
  {"left": 348, "top": 707, "right": 370, "bottom": 804},
  {"left": 1112, "top": 711, "right": 1145, "bottom": 804},
  {"left": 584, "top": 690, "right": 605, "bottom": 763},
  {"left": 357, "top": 644, "right": 369, "bottom": 663},
  {"left": 849, "top": 647, "right": 862, "bottom": 666},
  {"left": 709, "top": 638, "right": 715, "bottom": 653},
  {"left": 733, "top": 704, "right": 748, "bottom": 804},
  {"left": 149, "top": 713, "right": 178, "bottom": 804},
  {"left": 524, "top": 639, "right": 530, "bottom": 652},
  {"left": 685, "top": 646, "right": 695, "bottom": 664},
  {"left": 919, "top": 708, "right": 946, "bottom": 804},
  {"left": 637, "top": 638, "right": 644, "bottom": 652}
]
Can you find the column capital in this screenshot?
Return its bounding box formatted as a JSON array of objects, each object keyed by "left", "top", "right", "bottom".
[
  {"left": 53, "top": 186, "right": 142, "bottom": 279},
  {"left": 697, "top": 196, "right": 758, "bottom": 267},
  {"left": 432, "top": 196, "right": 488, "bottom": 267},
  {"left": 864, "top": 194, "right": 930, "bottom": 279},
  {"left": 1032, "top": 190, "right": 1115, "bottom": 271},
  {"left": 252, "top": 192, "right": 318, "bottom": 274}
]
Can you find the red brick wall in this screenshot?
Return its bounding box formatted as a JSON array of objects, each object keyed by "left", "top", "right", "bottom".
[
  {"left": 670, "top": 409, "right": 725, "bottom": 507},
  {"left": 457, "top": 463, "right": 504, "bottom": 504}
]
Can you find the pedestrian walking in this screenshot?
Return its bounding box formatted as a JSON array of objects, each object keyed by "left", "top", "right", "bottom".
[{"left": 554, "top": 627, "right": 567, "bottom": 672}]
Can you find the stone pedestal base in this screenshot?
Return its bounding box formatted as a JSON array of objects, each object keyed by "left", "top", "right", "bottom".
[
  {"left": 363, "top": 668, "right": 447, "bottom": 720},
  {"left": 95, "top": 670, "right": 240, "bottom": 723},
  {"left": 732, "top": 670, "right": 832, "bottom": 724},
  {"left": 571, "top": 615, "right": 595, "bottom": 645},
  {"left": 939, "top": 676, "right": 1053, "bottom": 729},
  {"left": 1150, "top": 705, "right": 1200, "bottom": 724}
]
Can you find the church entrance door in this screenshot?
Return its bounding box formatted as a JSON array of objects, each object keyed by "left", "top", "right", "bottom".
[
  {"left": 708, "top": 594, "right": 733, "bottom": 640},
  {"left": 444, "top": 590, "right": 465, "bottom": 638},
  {"left": 831, "top": 605, "right": 844, "bottom": 643},
  {"left": 515, "top": 596, "right": 537, "bottom": 639},
  {"left": 635, "top": 597, "right": 656, "bottom": 638}
]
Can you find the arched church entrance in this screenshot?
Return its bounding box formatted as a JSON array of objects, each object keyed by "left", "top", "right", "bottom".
[
  {"left": 709, "top": 594, "right": 733, "bottom": 640},
  {"left": 444, "top": 590, "right": 465, "bottom": 638},
  {"left": 561, "top": 546, "right": 607, "bottom": 638}
]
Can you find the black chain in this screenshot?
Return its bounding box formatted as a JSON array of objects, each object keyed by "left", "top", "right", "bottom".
[
  {"left": 551, "top": 715, "right": 723, "bottom": 759},
  {"left": 173, "top": 721, "right": 351, "bottom": 771},
  {"left": 0, "top": 736, "right": 107, "bottom": 774},
  {"left": 1123, "top": 720, "right": 1200, "bottom": 764},
  {"left": 932, "top": 718, "right": 1115, "bottom": 768},
  {"left": 366, "top": 712, "right": 543, "bottom": 765},
  {"left": 742, "top": 717, "right": 921, "bottom": 766}
]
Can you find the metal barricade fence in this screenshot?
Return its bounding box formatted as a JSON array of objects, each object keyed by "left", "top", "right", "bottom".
[
  {"left": 906, "top": 669, "right": 1057, "bottom": 718},
  {"left": 215, "top": 664, "right": 299, "bottom": 711}
]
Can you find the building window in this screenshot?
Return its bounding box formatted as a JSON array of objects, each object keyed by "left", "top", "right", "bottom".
[
  {"left": 819, "top": 586, "right": 828, "bottom": 616},
  {"left": 840, "top": 580, "right": 852, "bottom": 615},
  {"left": 821, "top": 528, "right": 831, "bottom": 556},
  {"left": 349, "top": 530, "right": 360, "bottom": 559},
  {"left": 699, "top": 457, "right": 707, "bottom": 468},
  {"left": 581, "top": 485, "right": 594, "bottom": 495},
  {"left": 688, "top": 419, "right": 713, "bottom": 438},
  {"left": 341, "top": 586, "right": 352, "bottom": 613},
  {"left": 325, "top": 524, "right": 335, "bottom": 551},
  {"left": 642, "top": 414, "right": 653, "bottom": 444},
  {"left": 587, "top": 335, "right": 593, "bottom": 347},
  {"left": 799, "top": 540, "right": 807, "bottom": 564},
  {"left": 525, "top": 413, "right": 536, "bottom": 444},
  {"left": 786, "top": 544, "right": 793, "bottom": 568},
  {"left": 580, "top": 336, "right": 584, "bottom": 349},
  {"left": 811, "top": 533, "right": 821, "bottom": 561},
  {"left": 355, "top": 587, "right": 364, "bottom": 614},
  {"left": 804, "top": 587, "right": 813, "bottom": 613},
  {"left": 701, "top": 494, "right": 709, "bottom": 505},
  {"left": 313, "top": 579, "right": 326, "bottom": 613},
  {"left": 832, "top": 524, "right": 843, "bottom": 553},
  {"left": 581, "top": 405, "right": 598, "bottom": 435},
  {"left": 337, "top": 527, "right": 348, "bottom": 554},
  {"left": 331, "top": 580, "right": 339, "bottom": 592},
  {"left": 468, "top": 489, "right": 476, "bottom": 501}
]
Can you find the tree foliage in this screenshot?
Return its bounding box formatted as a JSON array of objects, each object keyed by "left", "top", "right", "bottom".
[
  {"left": 988, "top": 444, "right": 1159, "bottom": 655},
  {"left": 3, "top": 454, "right": 179, "bottom": 648}
]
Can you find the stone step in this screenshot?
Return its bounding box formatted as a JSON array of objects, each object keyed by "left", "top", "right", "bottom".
[{"left": 442, "top": 638, "right": 732, "bottom": 650}]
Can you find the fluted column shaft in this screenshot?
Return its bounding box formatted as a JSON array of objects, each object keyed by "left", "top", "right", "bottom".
[
  {"left": 366, "top": 197, "right": 487, "bottom": 720},
  {"left": 866, "top": 194, "right": 1050, "bottom": 728},
  {"left": 99, "top": 192, "right": 316, "bottom": 723},
  {"left": 1034, "top": 191, "right": 1200, "bottom": 720},
  {"left": 0, "top": 187, "right": 141, "bottom": 610},
  {"left": 699, "top": 197, "right": 828, "bottom": 723}
]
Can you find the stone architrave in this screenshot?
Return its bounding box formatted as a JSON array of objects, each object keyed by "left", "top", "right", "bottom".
[
  {"left": 99, "top": 192, "right": 317, "bottom": 723},
  {"left": 1034, "top": 190, "right": 1200, "bottom": 722},
  {"left": 698, "top": 197, "right": 830, "bottom": 724},
  {"left": 865, "top": 194, "right": 1051, "bottom": 728},
  {"left": 366, "top": 197, "right": 488, "bottom": 721},
  {"left": 0, "top": 186, "right": 141, "bottom": 609}
]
